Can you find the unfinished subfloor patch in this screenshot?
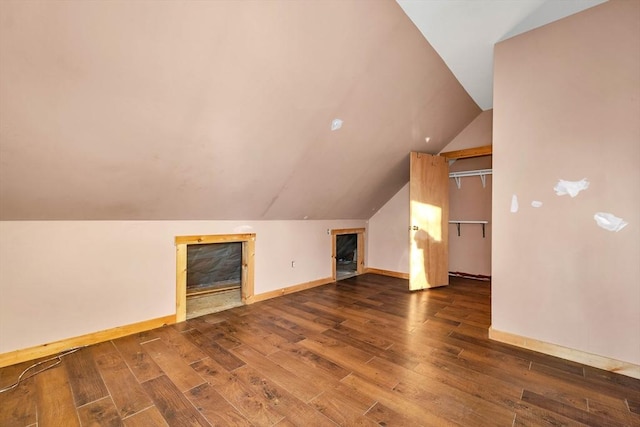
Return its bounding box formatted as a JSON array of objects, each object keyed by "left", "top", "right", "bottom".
[{"left": 186, "top": 288, "right": 243, "bottom": 319}]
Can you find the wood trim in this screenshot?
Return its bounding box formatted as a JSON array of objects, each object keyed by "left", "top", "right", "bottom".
[
  {"left": 186, "top": 285, "right": 241, "bottom": 297},
  {"left": 356, "top": 232, "right": 365, "bottom": 274},
  {"left": 330, "top": 228, "right": 365, "bottom": 236},
  {"left": 252, "top": 277, "right": 334, "bottom": 303},
  {"left": 331, "top": 228, "right": 366, "bottom": 280},
  {"left": 175, "top": 243, "right": 187, "bottom": 322},
  {"left": 0, "top": 315, "right": 176, "bottom": 368},
  {"left": 364, "top": 267, "right": 409, "bottom": 280},
  {"left": 331, "top": 234, "right": 337, "bottom": 281},
  {"left": 439, "top": 145, "right": 492, "bottom": 160},
  {"left": 175, "top": 233, "right": 255, "bottom": 245},
  {"left": 242, "top": 238, "right": 256, "bottom": 304},
  {"left": 489, "top": 327, "right": 640, "bottom": 380}
]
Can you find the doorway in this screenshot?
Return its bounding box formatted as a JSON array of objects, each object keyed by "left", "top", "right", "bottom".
[
  {"left": 175, "top": 234, "right": 255, "bottom": 322},
  {"left": 331, "top": 228, "right": 365, "bottom": 281}
]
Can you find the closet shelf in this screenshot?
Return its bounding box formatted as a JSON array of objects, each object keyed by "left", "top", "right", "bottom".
[
  {"left": 449, "top": 168, "right": 492, "bottom": 189},
  {"left": 449, "top": 220, "right": 489, "bottom": 238}
]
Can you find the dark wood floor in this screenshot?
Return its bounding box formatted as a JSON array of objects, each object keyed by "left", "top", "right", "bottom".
[{"left": 1, "top": 274, "right": 638, "bottom": 426}]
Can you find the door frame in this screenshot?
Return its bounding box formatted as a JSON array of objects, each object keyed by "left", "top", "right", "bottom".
[
  {"left": 175, "top": 233, "right": 255, "bottom": 322},
  {"left": 331, "top": 228, "right": 365, "bottom": 281}
]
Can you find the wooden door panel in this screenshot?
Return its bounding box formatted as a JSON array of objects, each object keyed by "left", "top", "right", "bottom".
[{"left": 409, "top": 152, "right": 449, "bottom": 290}]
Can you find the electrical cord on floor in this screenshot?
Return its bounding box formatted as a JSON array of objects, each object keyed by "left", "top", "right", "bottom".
[{"left": 0, "top": 347, "right": 84, "bottom": 394}]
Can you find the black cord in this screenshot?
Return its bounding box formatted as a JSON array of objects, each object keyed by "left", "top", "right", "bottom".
[{"left": 0, "top": 347, "right": 83, "bottom": 394}]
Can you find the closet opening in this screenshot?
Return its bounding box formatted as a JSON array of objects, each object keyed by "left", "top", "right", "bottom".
[
  {"left": 446, "top": 154, "right": 492, "bottom": 281},
  {"left": 331, "top": 228, "right": 365, "bottom": 281},
  {"left": 175, "top": 234, "right": 255, "bottom": 322}
]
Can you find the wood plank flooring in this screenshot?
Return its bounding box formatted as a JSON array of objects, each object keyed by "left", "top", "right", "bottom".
[{"left": 1, "top": 274, "right": 638, "bottom": 426}]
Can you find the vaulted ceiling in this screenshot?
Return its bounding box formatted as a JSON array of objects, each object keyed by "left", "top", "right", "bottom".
[
  {"left": 0, "top": 0, "right": 604, "bottom": 221},
  {"left": 397, "top": 0, "right": 606, "bottom": 110}
]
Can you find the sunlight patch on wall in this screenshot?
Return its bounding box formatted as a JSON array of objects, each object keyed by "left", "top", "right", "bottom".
[
  {"left": 411, "top": 201, "right": 442, "bottom": 242},
  {"left": 410, "top": 201, "right": 442, "bottom": 287}
]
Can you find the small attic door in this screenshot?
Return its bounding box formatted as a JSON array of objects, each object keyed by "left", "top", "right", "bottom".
[
  {"left": 186, "top": 242, "right": 241, "bottom": 318},
  {"left": 175, "top": 234, "right": 255, "bottom": 322},
  {"left": 331, "top": 228, "right": 365, "bottom": 281}
]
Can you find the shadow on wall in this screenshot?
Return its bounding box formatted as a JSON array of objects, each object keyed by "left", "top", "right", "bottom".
[{"left": 413, "top": 228, "right": 438, "bottom": 286}]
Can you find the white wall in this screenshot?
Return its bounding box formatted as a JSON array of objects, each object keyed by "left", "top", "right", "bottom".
[
  {"left": 367, "top": 183, "right": 409, "bottom": 274},
  {"left": 0, "top": 219, "right": 365, "bottom": 353}
]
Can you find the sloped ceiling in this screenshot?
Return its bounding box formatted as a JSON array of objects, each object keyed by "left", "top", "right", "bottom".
[
  {"left": 0, "top": 1, "right": 610, "bottom": 221},
  {"left": 397, "top": 0, "right": 607, "bottom": 110},
  {"left": 0, "top": 0, "right": 480, "bottom": 220}
]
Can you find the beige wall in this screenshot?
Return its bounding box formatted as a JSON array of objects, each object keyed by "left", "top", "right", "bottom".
[
  {"left": 493, "top": 0, "right": 640, "bottom": 364},
  {"left": 0, "top": 219, "right": 365, "bottom": 354},
  {"left": 367, "top": 183, "right": 409, "bottom": 274},
  {"left": 441, "top": 109, "right": 492, "bottom": 152}
]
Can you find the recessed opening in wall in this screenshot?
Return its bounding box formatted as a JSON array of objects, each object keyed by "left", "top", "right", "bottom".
[
  {"left": 336, "top": 234, "right": 357, "bottom": 279},
  {"left": 331, "top": 228, "right": 365, "bottom": 281},
  {"left": 175, "top": 234, "right": 255, "bottom": 322},
  {"left": 186, "top": 242, "right": 242, "bottom": 319}
]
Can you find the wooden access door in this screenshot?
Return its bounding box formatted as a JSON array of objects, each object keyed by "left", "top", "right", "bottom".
[{"left": 409, "top": 152, "right": 449, "bottom": 290}]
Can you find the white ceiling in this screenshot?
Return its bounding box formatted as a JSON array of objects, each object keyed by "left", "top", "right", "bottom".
[{"left": 397, "top": 0, "right": 607, "bottom": 110}]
